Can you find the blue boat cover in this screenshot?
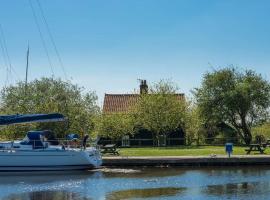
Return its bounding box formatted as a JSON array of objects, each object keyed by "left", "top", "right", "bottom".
[
  {"left": 0, "top": 113, "right": 65, "bottom": 126},
  {"left": 22, "top": 131, "right": 45, "bottom": 149}
]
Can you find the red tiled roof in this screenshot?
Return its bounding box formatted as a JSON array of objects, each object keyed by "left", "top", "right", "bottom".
[
  {"left": 103, "top": 93, "right": 185, "bottom": 113},
  {"left": 103, "top": 94, "right": 140, "bottom": 113}
]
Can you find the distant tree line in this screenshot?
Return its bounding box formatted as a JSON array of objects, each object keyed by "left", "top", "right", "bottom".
[{"left": 1, "top": 67, "right": 270, "bottom": 145}]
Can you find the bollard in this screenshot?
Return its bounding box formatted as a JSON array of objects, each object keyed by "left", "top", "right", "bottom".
[{"left": 225, "top": 143, "right": 233, "bottom": 158}]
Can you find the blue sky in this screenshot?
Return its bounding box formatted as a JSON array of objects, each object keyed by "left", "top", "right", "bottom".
[{"left": 1, "top": 0, "right": 270, "bottom": 104}]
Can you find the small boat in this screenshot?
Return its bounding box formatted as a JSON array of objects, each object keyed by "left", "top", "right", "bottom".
[{"left": 0, "top": 113, "right": 102, "bottom": 171}]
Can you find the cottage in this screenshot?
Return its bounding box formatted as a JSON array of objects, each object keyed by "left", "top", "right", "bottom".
[{"left": 101, "top": 80, "right": 185, "bottom": 147}]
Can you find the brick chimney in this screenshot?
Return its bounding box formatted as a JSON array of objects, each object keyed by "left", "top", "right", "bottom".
[{"left": 140, "top": 80, "right": 148, "bottom": 94}]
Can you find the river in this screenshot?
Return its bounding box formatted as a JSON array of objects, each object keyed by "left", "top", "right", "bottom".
[{"left": 0, "top": 166, "right": 270, "bottom": 199}]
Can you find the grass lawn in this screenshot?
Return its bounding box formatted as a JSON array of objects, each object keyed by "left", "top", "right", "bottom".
[{"left": 115, "top": 146, "right": 270, "bottom": 157}]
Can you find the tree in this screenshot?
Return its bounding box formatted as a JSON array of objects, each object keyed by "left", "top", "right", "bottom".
[
  {"left": 0, "top": 77, "right": 100, "bottom": 138},
  {"left": 135, "top": 80, "right": 187, "bottom": 146},
  {"left": 195, "top": 67, "right": 270, "bottom": 145},
  {"left": 94, "top": 113, "right": 135, "bottom": 139}
]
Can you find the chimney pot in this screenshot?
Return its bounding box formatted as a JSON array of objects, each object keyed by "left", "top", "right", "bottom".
[{"left": 140, "top": 80, "right": 148, "bottom": 94}]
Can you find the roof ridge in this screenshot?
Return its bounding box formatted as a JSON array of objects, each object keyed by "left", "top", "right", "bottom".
[
  {"left": 105, "top": 93, "right": 184, "bottom": 95},
  {"left": 105, "top": 94, "right": 139, "bottom": 96}
]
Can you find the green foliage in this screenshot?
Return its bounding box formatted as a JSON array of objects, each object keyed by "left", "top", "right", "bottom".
[
  {"left": 252, "top": 122, "right": 270, "bottom": 139},
  {"left": 94, "top": 113, "right": 135, "bottom": 139},
  {"left": 135, "top": 80, "right": 187, "bottom": 145},
  {"left": 0, "top": 77, "right": 100, "bottom": 139},
  {"left": 195, "top": 67, "right": 270, "bottom": 144},
  {"left": 185, "top": 103, "right": 204, "bottom": 145},
  {"left": 149, "top": 79, "right": 179, "bottom": 94}
]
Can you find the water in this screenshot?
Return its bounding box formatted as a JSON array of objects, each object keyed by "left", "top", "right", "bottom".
[{"left": 0, "top": 166, "right": 270, "bottom": 199}]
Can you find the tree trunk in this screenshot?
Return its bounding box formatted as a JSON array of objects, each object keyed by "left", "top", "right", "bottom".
[
  {"left": 240, "top": 117, "right": 252, "bottom": 145},
  {"left": 153, "top": 130, "right": 158, "bottom": 147},
  {"left": 242, "top": 125, "right": 252, "bottom": 145}
]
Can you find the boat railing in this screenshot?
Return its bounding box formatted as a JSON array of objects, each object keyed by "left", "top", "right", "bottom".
[{"left": 0, "top": 138, "right": 97, "bottom": 151}]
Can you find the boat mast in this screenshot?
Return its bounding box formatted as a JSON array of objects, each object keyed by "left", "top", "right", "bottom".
[{"left": 25, "top": 45, "right": 29, "bottom": 94}]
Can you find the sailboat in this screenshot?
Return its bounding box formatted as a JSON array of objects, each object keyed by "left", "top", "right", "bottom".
[{"left": 0, "top": 113, "right": 102, "bottom": 171}]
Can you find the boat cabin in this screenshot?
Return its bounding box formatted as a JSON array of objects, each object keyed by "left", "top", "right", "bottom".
[{"left": 0, "top": 131, "right": 61, "bottom": 150}]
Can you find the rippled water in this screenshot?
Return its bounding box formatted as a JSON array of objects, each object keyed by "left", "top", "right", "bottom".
[{"left": 1, "top": 166, "right": 270, "bottom": 199}]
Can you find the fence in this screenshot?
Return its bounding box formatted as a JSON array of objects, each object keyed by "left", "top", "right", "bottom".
[
  {"left": 98, "top": 136, "right": 243, "bottom": 147},
  {"left": 0, "top": 138, "right": 96, "bottom": 151}
]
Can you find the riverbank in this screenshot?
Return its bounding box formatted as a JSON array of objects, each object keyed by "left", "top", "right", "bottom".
[
  {"left": 102, "top": 155, "right": 270, "bottom": 167},
  {"left": 116, "top": 146, "right": 260, "bottom": 156}
]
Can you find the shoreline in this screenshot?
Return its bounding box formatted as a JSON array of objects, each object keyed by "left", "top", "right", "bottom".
[{"left": 102, "top": 155, "right": 270, "bottom": 167}]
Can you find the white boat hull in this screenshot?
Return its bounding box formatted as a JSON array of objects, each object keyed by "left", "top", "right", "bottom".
[{"left": 0, "top": 148, "right": 102, "bottom": 171}]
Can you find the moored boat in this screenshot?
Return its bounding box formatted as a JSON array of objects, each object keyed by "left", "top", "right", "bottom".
[{"left": 0, "top": 113, "right": 102, "bottom": 171}]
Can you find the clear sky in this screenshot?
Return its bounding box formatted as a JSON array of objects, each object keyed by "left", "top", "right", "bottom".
[{"left": 1, "top": 0, "right": 270, "bottom": 104}]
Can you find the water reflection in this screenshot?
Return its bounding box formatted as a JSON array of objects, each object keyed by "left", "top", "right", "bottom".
[
  {"left": 106, "top": 187, "right": 185, "bottom": 200},
  {"left": 2, "top": 190, "right": 92, "bottom": 200},
  {"left": 0, "top": 167, "right": 185, "bottom": 186},
  {"left": 101, "top": 167, "right": 186, "bottom": 178},
  {"left": 0, "top": 171, "right": 98, "bottom": 185},
  {"left": 199, "top": 166, "right": 270, "bottom": 177},
  {"left": 1, "top": 167, "right": 270, "bottom": 200},
  {"left": 204, "top": 181, "right": 270, "bottom": 196}
]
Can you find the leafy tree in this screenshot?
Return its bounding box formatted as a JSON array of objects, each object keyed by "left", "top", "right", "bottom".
[
  {"left": 94, "top": 113, "right": 135, "bottom": 139},
  {"left": 135, "top": 80, "right": 187, "bottom": 146},
  {"left": 195, "top": 67, "right": 270, "bottom": 145},
  {"left": 0, "top": 77, "right": 100, "bottom": 139}
]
